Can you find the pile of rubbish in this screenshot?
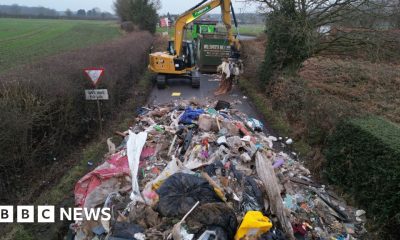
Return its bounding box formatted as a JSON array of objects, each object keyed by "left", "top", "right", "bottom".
[{"left": 71, "top": 99, "right": 367, "bottom": 240}]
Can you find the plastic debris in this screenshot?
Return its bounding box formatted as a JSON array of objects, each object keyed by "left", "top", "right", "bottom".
[
  {"left": 215, "top": 100, "right": 231, "bottom": 110},
  {"left": 72, "top": 100, "right": 367, "bottom": 240},
  {"left": 286, "top": 138, "right": 293, "bottom": 145},
  {"left": 246, "top": 118, "right": 264, "bottom": 131},
  {"left": 268, "top": 136, "right": 278, "bottom": 142},
  {"left": 235, "top": 211, "right": 273, "bottom": 240},
  {"left": 198, "top": 230, "right": 217, "bottom": 240},
  {"left": 156, "top": 173, "right": 221, "bottom": 217},
  {"left": 110, "top": 222, "right": 144, "bottom": 239},
  {"left": 272, "top": 157, "right": 285, "bottom": 168},
  {"left": 240, "top": 177, "right": 264, "bottom": 212},
  {"left": 240, "top": 152, "right": 252, "bottom": 163},
  {"left": 217, "top": 136, "right": 227, "bottom": 145},
  {"left": 127, "top": 130, "right": 147, "bottom": 202},
  {"left": 179, "top": 107, "right": 205, "bottom": 124},
  {"left": 355, "top": 209, "right": 366, "bottom": 217}
]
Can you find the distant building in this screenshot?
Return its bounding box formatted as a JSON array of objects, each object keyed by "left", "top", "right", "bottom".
[{"left": 160, "top": 17, "right": 172, "bottom": 27}]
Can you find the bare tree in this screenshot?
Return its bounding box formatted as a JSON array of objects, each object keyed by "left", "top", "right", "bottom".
[{"left": 251, "top": 0, "right": 399, "bottom": 84}]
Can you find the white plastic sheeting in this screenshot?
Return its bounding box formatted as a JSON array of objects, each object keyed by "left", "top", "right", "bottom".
[{"left": 127, "top": 130, "right": 148, "bottom": 202}]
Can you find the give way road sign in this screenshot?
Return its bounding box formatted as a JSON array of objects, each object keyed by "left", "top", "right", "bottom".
[{"left": 84, "top": 68, "right": 105, "bottom": 86}]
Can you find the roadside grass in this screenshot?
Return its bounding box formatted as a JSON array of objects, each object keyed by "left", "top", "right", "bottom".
[
  {"left": 239, "top": 78, "right": 312, "bottom": 157},
  {"left": 4, "top": 138, "right": 107, "bottom": 240},
  {"left": 0, "top": 18, "right": 121, "bottom": 72}
]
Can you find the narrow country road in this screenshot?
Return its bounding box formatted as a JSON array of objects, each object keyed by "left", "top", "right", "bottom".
[{"left": 148, "top": 74, "right": 262, "bottom": 121}]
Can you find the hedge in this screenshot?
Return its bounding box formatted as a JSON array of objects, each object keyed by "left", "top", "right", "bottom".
[
  {"left": 325, "top": 116, "right": 400, "bottom": 237},
  {"left": 0, "top": 32, "right": 153, "bottom": 203}
]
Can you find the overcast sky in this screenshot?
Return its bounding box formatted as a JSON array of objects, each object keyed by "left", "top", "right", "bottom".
[{"left": 1, "top": 0, "right": 257, "bottom": 14}]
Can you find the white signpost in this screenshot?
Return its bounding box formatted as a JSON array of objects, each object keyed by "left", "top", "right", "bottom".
[
  {"left": 85, "top": 89, "right": 109, "bottom": 100},
  {"left": 84, "top": 68, "right": 106, "bottom": 133}
]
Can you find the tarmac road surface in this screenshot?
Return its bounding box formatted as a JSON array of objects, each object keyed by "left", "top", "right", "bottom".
[{"left": 148, "top": 73, "right": 261, "bottom": 119}]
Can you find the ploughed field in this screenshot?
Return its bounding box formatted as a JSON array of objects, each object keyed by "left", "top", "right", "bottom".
[{"left": 0, "top": 18, "right": 121, "bottom": 72}]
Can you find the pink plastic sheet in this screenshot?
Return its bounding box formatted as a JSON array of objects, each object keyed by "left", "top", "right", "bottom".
[{"left": 74, "top": 151, "right": 130, "bottom": 207}]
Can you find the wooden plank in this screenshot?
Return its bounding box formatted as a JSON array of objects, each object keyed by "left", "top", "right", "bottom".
[{"left": 256, "top": 151, "right": 295, "bottom": 240}]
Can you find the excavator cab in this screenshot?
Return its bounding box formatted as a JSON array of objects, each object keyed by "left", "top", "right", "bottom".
[
  {"left": 167, "top": 40, "right": 196, "bottom": 70},
  {"left": 150, "top": 40, "right": 200, "bottom": 89}
]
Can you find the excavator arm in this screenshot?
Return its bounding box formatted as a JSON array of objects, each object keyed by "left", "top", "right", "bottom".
[
  {"left": 174, "top": 0, "right": 240, "bottom": 57},
  {"left": 148, "top": 0, "right": 241, "bottom": 89}
]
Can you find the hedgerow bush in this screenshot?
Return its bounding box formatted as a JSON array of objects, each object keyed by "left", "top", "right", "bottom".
[
  {"left": 325, "top": 116, "right": 400, "bottom": 238},
  {"left": 0, "top": 32, "right": 153, "bottom": 203}
]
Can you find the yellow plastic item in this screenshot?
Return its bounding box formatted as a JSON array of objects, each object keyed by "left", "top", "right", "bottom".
[{"left": 235, "top": 211, "right": 273, "bottom": 240}]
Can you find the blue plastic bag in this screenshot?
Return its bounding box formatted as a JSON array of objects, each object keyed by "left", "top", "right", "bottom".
[{"left": 179, "top": 107, "right": 205, "bottom": 124}]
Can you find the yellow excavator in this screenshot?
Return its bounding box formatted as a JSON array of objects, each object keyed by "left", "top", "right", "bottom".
[{"left": 149, "top": 0, "right": 241, "bottom": 89}]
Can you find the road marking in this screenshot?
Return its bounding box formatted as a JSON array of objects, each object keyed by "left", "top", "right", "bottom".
[{"left": 172, "top": 92, "right": 181, "bottom": 97}]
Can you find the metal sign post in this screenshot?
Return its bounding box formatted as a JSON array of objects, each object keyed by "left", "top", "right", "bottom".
[
  {"left": 96, "top": 87, "right": 103, "bottom": 134},
  {"left": 84, "top": 68, "right": 107, "bottom": 134}
]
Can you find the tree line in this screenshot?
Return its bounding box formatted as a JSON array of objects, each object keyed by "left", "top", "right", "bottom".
[{"left": 0, "top": 4, "right": 116, "bottom": 20}]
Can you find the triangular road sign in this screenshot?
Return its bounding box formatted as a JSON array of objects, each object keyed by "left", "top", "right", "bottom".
[{"left": 84, "top": 68, "right": 105, "bottom": 86}]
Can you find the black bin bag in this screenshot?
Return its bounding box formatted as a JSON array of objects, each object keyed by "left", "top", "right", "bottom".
[
  {"left": 156, "top": 173, "right": 222, "bottom": 217},
  {"left": 186, "top": 202, "right": 238, "bottom": 240}
]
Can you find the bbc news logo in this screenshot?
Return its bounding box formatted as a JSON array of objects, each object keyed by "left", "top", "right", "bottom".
[{"left": 0, "top": 206, "right": 111, "bottom": 223}]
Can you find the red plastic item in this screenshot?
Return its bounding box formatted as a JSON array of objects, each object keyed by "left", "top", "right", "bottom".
[
  {"left": 74, "top": 151, "right": 130, "bottom": 207},
  {"left": 235, "top": 122, "right": 257, "bottom": 143},
  {"left": 74, "top": 147, "right": 153, "bottom": 207}
]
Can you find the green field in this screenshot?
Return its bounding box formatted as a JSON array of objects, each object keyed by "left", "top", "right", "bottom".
[
  {"left": 0, "top": 18, "right": 121, "bottom": 72},
  {"left": 157, "top": 24, "right": 265, "bottom": 39},
  {"left": 237, "top": 24, "right": 265, "bottom": 36}
]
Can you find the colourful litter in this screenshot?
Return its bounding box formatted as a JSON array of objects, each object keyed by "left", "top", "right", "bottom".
[{"left": 235, "top": 211, "right": 273, "bottom": 240}]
